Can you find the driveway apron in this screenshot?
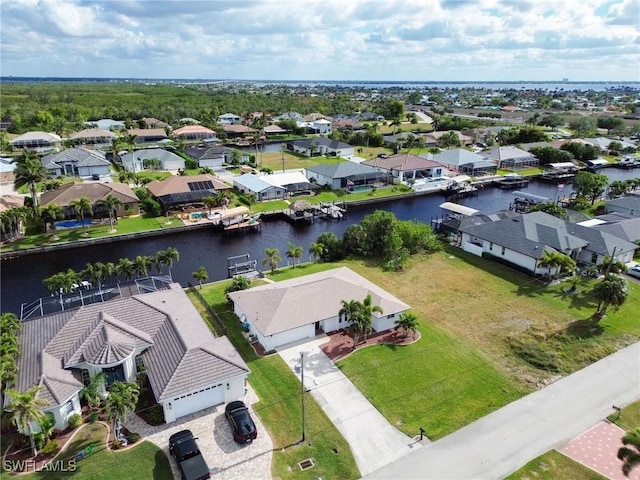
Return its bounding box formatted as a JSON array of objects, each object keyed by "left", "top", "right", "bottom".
[{"left": 277, "top": 336, "right": 420, "bottom": 477}]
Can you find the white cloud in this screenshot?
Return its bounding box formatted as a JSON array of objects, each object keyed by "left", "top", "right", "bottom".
[{"left": 0, "top": 0, "right": 638, "bottom": 80}]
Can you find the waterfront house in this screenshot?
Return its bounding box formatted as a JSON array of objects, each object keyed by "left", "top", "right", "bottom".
[
  {"left": 263, "top": 124, "right": 288, "bottom": 136},
  {"left": 127, "top": 128, "right": 168, "bottom": 143},
  {"left": 8, "top": 285, "right": 249, "bottom": 431},
  {"left": 184, "top": 145, "right": 233, "bottom": 168},
  {"left": 217, "top": 113, "right": 242, "bottom": 125},
  {"left": 139, "top": 117, "right": 170, "bottom": 130},
  {"left": 430, "top": 149, "right": 497, "bottom": 175},
  {"left": 305, "top": 119, "right": 332, "bottom": 135},
  {"left": 258, "top": 171, "right": 318, "bottom": 196},
  {"left": 10, "top": 131, "right": 62, "bottom": 153},
  {"left": 68, "top": 128, "right": 117, "bottom": 148},
  {"left": 221, "top": 124, "right": 257, "bottom": 139},
  {"left": 41, "top": 148, "right": 112, "bottom": 180},
  {"left": 233, "top": 174, "right": 287, "bottom": 201},
  {"left": 273, "top": 111, "right": 304, "bottom": 122},
  {"left": 145, "top": 173, "right": 231, "bottom": 212},
  {"left": 288, "top": 137, "right": 355, "bottom": 157},
  {"left": 422, "top": 130, "right": 473, "bottom": 147},
  {"left": 605, "top": 196, "right": 640, "bottom": 217},
  {"left": 172, "top": 125, "right": 217, "bottom": 142},
  {"left": 40, "top": 182, "right": 140, "bottom": 220},
  {"left": 120, "top": 148, "right": 185, "bottom": 172},
  {"left": 483, "top": 146, "right": 539, "bottom": 170},
  {"left": 584, "top": 137, "right": 637, "bottom": 152},
  {"left": 457, "top": 211, "right": 636, "bottom": 274},
  {"left": 362, "top": 153, "right": 445, "bottom": 183},
  {"left": 305, "top": 162, "right": 387, "bottom": 189},
  {"left": 228, "top": 267, "right": 410, "bottom": 352}
]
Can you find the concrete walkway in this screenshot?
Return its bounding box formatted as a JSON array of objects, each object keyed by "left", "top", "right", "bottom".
[
  {"left": 365, "top": 341, "right": 640, "bottom": 479},
  {"left": 277, "top": 336, "right": 420, "bottom": 477}
]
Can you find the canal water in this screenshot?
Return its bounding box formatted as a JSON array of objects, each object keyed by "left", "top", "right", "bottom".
[{"left": 1, "top": 169, "right": 637, "bottom": 315}]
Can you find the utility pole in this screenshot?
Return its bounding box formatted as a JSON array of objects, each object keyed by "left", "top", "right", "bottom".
[
  {"left": 604, "top": 245, "right": 618, "bottom": 278},
  {"left": 300, "top": 351, "right": 306, "bottom": 443}
]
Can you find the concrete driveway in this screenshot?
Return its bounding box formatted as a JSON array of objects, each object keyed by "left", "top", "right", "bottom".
[
  {"left": 126, "top": 386, "right": 272, "bottom": 480},
  {"left": 277, "top": 336, "right": 420, "bottom": 477},
  {"left": 365, "top": 342, "right": 640, "bottom": 479}
]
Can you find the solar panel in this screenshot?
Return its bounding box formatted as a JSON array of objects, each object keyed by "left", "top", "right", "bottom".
[{"left": 187, "top": 180, "right": 214, "bottom": 191}]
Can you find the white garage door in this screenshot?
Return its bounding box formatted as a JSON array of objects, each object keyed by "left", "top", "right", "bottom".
[{"left": 173, "top": 383, "right": 224, "bottom": 419}]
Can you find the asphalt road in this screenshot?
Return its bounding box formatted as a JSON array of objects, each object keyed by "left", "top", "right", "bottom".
[{"left": 365, "top": 342, "right": 640, "bottom": 480}]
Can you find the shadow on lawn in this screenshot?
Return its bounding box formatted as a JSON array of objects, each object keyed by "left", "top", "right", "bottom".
[{"left": 565, "top": 318, "right": 604, "bottom": 338}]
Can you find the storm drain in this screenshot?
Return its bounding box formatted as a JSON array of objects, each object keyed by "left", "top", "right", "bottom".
[{"left": 298, "top": 458, "right": 315, "bottom": 471}]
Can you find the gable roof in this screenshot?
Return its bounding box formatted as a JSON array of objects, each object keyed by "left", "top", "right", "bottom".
[
  {"left": 127, "top": 128, "right": 168, "bottom": 139},
  {"left": 68, "top": 128, "right": 117, "bottom": 140},
  {"left": 11, "top": 131, "right": 62, "bottom": 144},
  {"left": 222, "top": 124, "right": 257, "bottom": 134},
  {"left": 234, "top": 174, "right": 280, "bottom": 193},
  {"left": 228, "top": 267, "right": 410, "bottom": 337},
  {"left": 362, "top": 153, "right": 441, "bottom": 171},
  {"left": 592, "top": 217, "right": 640, "bottom": 243},
  {"left": 40, "top": 182, "right": 138, "bottom": 207},
  {"left": 184, "top": 145, "right": 231, "bottom": 161},
  {"left": 0, "top": 194, "right": 25, "bottom": 212},
  {"left": 606, "top": 196, "right": 640, "bottom": 212},
  {"left": 41, "top": 148, "right": 110, "bottom": 169},
  {"left": 146, "top": 174, "right": 230, "bottom": 197},
  {"left": 483, "top": 146, "right": 534, "bottom": 161},
  {"left": 15, "top": 285, "right": 249, "bottom": 405},
  {"left": 305, "top": 161, "right": 381, "bottom": 179}
]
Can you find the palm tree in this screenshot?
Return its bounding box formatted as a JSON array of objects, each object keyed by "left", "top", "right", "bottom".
[
  {"left": 285, "top": 242, "right": 303, "bottom": 267},
  {"left": 69, "top": 196, "right": 93, "bottom": 237},
  {"left": 103, "top": 381, "right": 140, "bottom": 425},
  {"left": 618, "top": 427, "right": 640, "bottom": 477},
  {"left": 358, "top": 293, "right": 383, "bottom": 342},
  {"left": 40, "top": 203, "right": 64, "bottom": 238},
  {"left": 202, "top": 195, "right": 218, "bottom": 214},
  {"left": 79, "top": 372, "right": 106, "bottom": 411},
  {"left": 134, "top": 255, "right": 153, "bottom": 278},
  {"left": 160, "top": 247, "right": 179, "bottom": 278},
  {"left": 262, "top": 247, "right": 282, "bottom": 274},
  {"left": 309, "top": 242, "right": 326, "bottom": 263},
  {"left": 13, "top": 150, "right": 50, "bottom": 212},
  {"left": 120, "top": 132, "right": 138, "bottom": 171},
  {"left": 98, "top": 194, "right": 123, "bottom": 233},
  {"left": 117, "top": 170, "right": 139, "bottom": 186},
  {"left": 538, "top": 250, "right": 573, "bottom": 278},
  {"left": 395, "top": 312, "right": 419, "bottom": 338},
  {"left": 192, "top": 266, "right": 208, "bottom": 289},
  {"left": 6, "top": 386, "right": 51, "bottom": 456},
  {"left": 390, "top": 117, "right": 402, "bottom": 134},
  {"left": 593, "top": 274, "right": 628, "bottom": 318},
  {"left": 116, "top": 257, "right": 136, "bottom": 281}
]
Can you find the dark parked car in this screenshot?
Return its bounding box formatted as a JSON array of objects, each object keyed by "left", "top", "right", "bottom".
[
  {"left": 168, "top": 430, "right": 210, "bottom": 480},
  {"left": 225, "top": 401, "right": 257, "bottom": 443}
]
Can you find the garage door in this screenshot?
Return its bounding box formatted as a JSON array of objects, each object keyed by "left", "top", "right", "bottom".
[{"left": 173, "top": 383, "right": 224, "bottom": 419}]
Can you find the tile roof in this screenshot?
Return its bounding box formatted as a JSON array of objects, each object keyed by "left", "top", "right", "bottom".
[
  {"left": 184, "top": 145, "right": 231, "bottom": 160},
  {"left": 0, "top": 194, "right": 25, "bottom": 212},
  {"left": 145, "top": 174, "right": 230, "bottom": 197},
  {"left": 41, "top": 147, "right": 110, "bottom": 169},
  {"left": 222, "top": 124, "right": 257, "bottom": 134},
  {"left": 11, "top": 131, "right": 61, "bottom": 143},
  {"left": 432, "top": 149, "right": 489, "bottom": 167},
  {"left": 119, "top": 148, "right": 185, "bottom": 165},
  {"left": 305, "top": 161, "right": 381, "bottom": 179},
  {"left": 68, "top": 128, "right": 117, "bottom": 140},
  {"left": 14, "top": 285, "right": 249, "bottom": 405},
  {"left": 362, "top": 153, "right": 441, "bottom": 171},
  {"left": 173, "top": 125, "right": 216, "bottom": 136},
  {"left": 127, "top": 128, "right": 167, "bottom": 139},
  {"left": 228, "top": 267, "right": 410, "bottom": 337},
  {"left": 40, "top": 182, "right": 139, "bottom": 207}
]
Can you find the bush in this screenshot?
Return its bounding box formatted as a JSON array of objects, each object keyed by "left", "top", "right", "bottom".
[
  {"left": 87, "top": 411, "right": 99, "bottom": 423},
  {"left": 112, "top": 440, "right": 122, "bottom": 450},
  {"left": 41, "top": 439, "right": 59, "bottom": 455},
  {"left": 127, "top": 432, "right": 141, "bottom": 444},
  {"left": 67, "top": 413, "right": 83, "bottom": 429},
  {"left": 144, "top": 405, "right": 165, "bottom": 426}
]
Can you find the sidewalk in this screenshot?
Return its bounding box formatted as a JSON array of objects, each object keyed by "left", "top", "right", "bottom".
[{"left": 277, "top": 336, "right": 420, "bottom": 477}]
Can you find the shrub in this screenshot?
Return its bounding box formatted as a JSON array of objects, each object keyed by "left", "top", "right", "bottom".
[
  {"left": 42, "top": 439, "right": 59, "bottom": 455},
  {"left": 127, "top": 432, "right": 141, "bottom": 444},
  {"left": 88, "top": 411, "right": 99, "bottom": 423},
  {"left": 145, "top": 405, "right": 165, "bottom": 426},
  {"left": 112, "top": 440, "right": 122, "bottom": 450},
  {"left": 67, "top": 413, "right": 83, "bottom": 429}
]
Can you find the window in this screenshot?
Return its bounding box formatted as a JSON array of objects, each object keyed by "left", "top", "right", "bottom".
[
  {"left": 103, "top": 364, "right": 125, "bottom": 386},
  {"left": 501, "top": 246, "right": 506, "bottom": 256},
  {"left": 386, "top": 314, "right": 394, "bottom": 319},
  {"left": 591, "top": 252, "right": 598, "bottom": 264},
  {"left": 489, "top": 242, "right": 493, "bottom": 251},
  {"left": 135, "top": 355, "right": 145, "bottom": 374},
  {"left": 62, "top": 400, "right": 74, "bottom": 417},
  {"left": 81, "top": 369, "right": 90, "bottom": 386}
]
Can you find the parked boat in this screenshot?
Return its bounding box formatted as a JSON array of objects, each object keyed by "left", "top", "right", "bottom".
[{"left": 495, "top": 173, "right": 530, "bottom": 189}]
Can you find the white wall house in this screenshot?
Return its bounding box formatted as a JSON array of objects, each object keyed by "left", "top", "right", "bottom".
[{"left": 218, "top": 113, "right": 241, "bottom": 125}]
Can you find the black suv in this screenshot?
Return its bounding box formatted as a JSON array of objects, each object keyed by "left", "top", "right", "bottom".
[{"left": 224, "top": 401, "right": 257, "bottom": 443}]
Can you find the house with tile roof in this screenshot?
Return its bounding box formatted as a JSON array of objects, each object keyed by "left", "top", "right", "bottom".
[
  {"left": 305, "top": 162, "right": 387, "bottom": 189},
  {"left": 85, "top": 119, "right": 125, "bottom": 131},
  {"left": 458, "top": 211, "right": 636, "bottom": 274},
  {"left": 228, "top": 267, "right": 410, "bottom": 352},
  {"left": 362, "top": 153, "right": 445, "bottom": 183},
  {"left": 40, "top": 182, "right": 140, "bottom": 219},
  {"left": 217, "top": 113, "right": 242, "bottom": 125},
  {"left": 140, "top": 117, "right": 170, "bottom": 130},
  {"left": 430, "top": 149, "right": 497, "bottom": 175},
  {"left": 41, "top": 148, "right": 112, "bottom": 180},
  {"left": 10, "top": 131, "right": 62, "bottom": 153},
  {"left": 422, "top": 130, "right": 473, "bottom": 147},
  {"left": 483, "top": 146, "right": 539, "bottom": 170},
  {"left": 68, "top": 128, "right": 117, "bottom": 148},
  {"left": 9, "top": 285, "right": 249, "bottom": 430},
  {"left": 172, "top": 125, "right": 217, "bottom": 141},
  {"left": 127, "top": 128, "right": 168, "bottom": 143},
  {"left": 288, "top": 137, "right": 355, "bottom": 157},
  {"left": 145, "top": 174, "right": 231, "bottom": 211}
]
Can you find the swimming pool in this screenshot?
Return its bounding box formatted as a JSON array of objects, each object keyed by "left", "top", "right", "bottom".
[{"left": 54, "top": 219, "right": 93, "bottom": 229}]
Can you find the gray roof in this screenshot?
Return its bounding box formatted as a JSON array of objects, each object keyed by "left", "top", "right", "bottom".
[
  {"left": 119, "top": 148, "right": 184, "bottom": 164},
  {"left": 306, "top": 161, "right": 383, "bottom": 180},
  {"left": 592, "top": 218, "right": 640, "bottom": 243},
  {"left": 432, "top": 149, "right": 489, "bottom": 167},
  {"left": 41, "top": 147, "right": 110, "bottom": 169},
  {"left": 184, "top": 145, "right": 231, "bottom": 161},
  {"left": 290, "top": 137, "right": 353, "bottom": 150},
  {"left": 228, "top": 267, "right": 410, "bottom": 337},
  {"left": 483, "top": 146, "right": 535, "bottom": 161},
  {"left": 606, "top": 196, "right": 640, "bottom": 213},
  {"left": 234, "top": 174, "right": 280, "bottom": 193},
  {"left": 15, "top": 285, "right": 248, "bottom": 405}
]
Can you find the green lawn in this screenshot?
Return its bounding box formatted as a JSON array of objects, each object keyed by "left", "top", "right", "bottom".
[
  {"left": 260, "top": 151, "right": 345, "bottom": 171},
  {"left": 4, "top": 423, "right": 172, "bottom": 480},
  {"left": 196, "top": 278, "right": 360, "bottom": 480},
  {"left": 505, "top": 450, "right": 606, "bottom": 480},
  {"left": 1, "top": 215, "right": 183, "bottom": 252},
  {"left": 608, "top": 399, "right": 640, "bottom": 432}
]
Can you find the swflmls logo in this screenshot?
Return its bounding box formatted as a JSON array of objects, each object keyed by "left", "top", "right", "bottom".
[{"left": 3, "top": 459, "right": 77, "bottom": 472}]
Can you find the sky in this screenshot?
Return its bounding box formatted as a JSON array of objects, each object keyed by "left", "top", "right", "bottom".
[{"left": 1, "top": 0, "right": 639, "bottom": 82}]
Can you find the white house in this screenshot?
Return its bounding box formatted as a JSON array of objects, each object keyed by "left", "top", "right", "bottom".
[
  {"left": 227, "top": 267, "right": 411, "bottom": 352},
  {"left": 217, "top": 113, "right": 242, "bottom": 125},
  {"left": 233, "top": 173, "right": 287, "bottom": 201},
  {"left": 184, "top": 145, "right": 233, "bottom": 169},
  {"left": 120, "top": 148, "right": 185, "bottom": 172},
  {"left": 9, "top": 285, "right": 249, "bottom": 431},
  {"left": 309, "top": 119, "right": 332, "bottom": 135},
  {"left": 11, "top": 132, "right": 62, "bottom": 153},
  {"left": 41, "top": 148, "right": 112, "bottom": 179},
  {"left": 288, "top": 137, "right": 354, "bottom": 157}
]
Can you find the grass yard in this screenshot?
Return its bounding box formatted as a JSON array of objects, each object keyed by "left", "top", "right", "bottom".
[
  {"left": 608, "top": 399, "right": 640, "bottom": 432},
  {"left": 259, "top": 151, "right": 344, "bottom": 171},
  {"left": 196, "top": 277, "right": 360, "bottom": 480},
  {"left": 504, "top": 450, "right": 606, "bottom": 480},
  {"left": 1, "top": 215, "right": 182, "bottom": 252},
  {"left": 5, "top": 423, "right": 172, "bottom": 480}
]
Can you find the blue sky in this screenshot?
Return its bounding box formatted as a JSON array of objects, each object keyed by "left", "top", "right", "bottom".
[{"left": 1, "top": 0, "right": 639, "bottom": 81}]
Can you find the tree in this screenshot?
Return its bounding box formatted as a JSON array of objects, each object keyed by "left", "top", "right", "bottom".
[
  {"left": 134, "top": 255, "right": 153, "bottom": 277},
  {"left": 309, "top": 242, "right": 326, "bottom": 263},
  {"left": 538, "top": 250, "right": 575, "bottom": 278},
  {"left": 98, "top": 194, "right": 122, "bottom": 233},
  {"left": 618, "top": 427, "right": 640, "bottom": 477},
  {"left": 315, "top": 232, "right": 343, "bottom": 261},
  {"left": 572, "top": 171, "right": 609, "bottom": 205},
  {"left": 262, "top": 247, "right": 282, "bottom": 274},
  {"left": 192, "top": 266, "right": 208, "bottom": 288},
  {"left": 79, "top": 372, "right": 105, "bottom": 410},
  {"left": 597, "top": 116, "right": 625, "bottom": 135},
  {"left": 224, "top": 275, "right": 251, "bottom": 295},
  {"left": 339, "top": 299, "right": 361, "bottom": 340},
  {"left": 389, "top": 118, "right": 402, "bottom": 134},
  {"left": 83, "top": 262, "right": 105, "bottom": 288},
  {"left": 438, "top": 131, "right": 461, "bottom": 148},
  {"left": 40, "top": 203, "right": 64, "bottom": 238},
  {"left": 13, "top": 150, "right": 51, "bottom": 212},
  {"left": 528, "top": 146, "right": 574, "bottom": 166},
  {"left": 285, "top": 242, "right": 303, "bottom": 267},
  {"left": 116, "top": 257, "right": 136, "bottom": 281},
  {"left": 592, "top": 274, "right": 628, "bottom": 318},
  {"left": 6, "top": 386, "right": 50, "bottom": 456},
  {"left": 155, "top": 247, "right": 179, "bottom": 278},
  {"left": 529, "top": 202, "right": 569, "bottom": 220},
  {"left": 69, "top": 196, "right": 93, "bottom": 236},
  {"left": 356, "top": 294, "right": 383, "bottom": 343},
  {"left": 569, "top": 117, "right": 596, "bottom": 137},
  {"left": 118, "top": 170, "right": 139, "bottom": 186},
  {"left": 609, "top": 180, "right": 631, "bottom": 198},
  {"left": 103, "top": 381, "right": 140, "bottom": 425},
  {"left": 395, "top": 312, "right": 419, "bottom": 338},
  {"left": 538, "top": 113, "right": 564, "bottom": 131},
  {"left": 120, "top": 132, "right": 138, "bottom": 171}
]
